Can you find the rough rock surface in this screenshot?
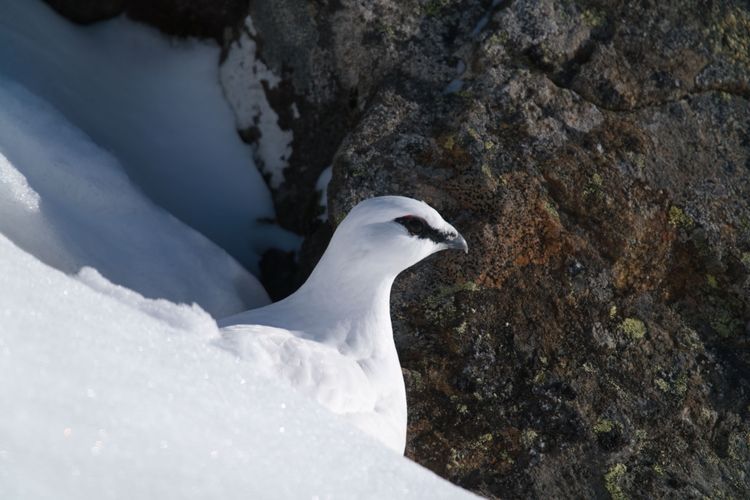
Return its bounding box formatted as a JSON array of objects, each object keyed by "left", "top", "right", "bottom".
[
  {"left": 253, "top": 1, "right": 750, "bottom": 497},
  {"left": 44, "top": 1, "right": 750, "bottom": 498}
]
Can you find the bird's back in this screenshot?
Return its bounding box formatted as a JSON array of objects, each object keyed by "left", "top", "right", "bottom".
[{"left": 218, "top": 324, "right": 376, "bottom": 413}]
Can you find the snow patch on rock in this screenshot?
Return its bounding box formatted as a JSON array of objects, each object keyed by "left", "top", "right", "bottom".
[
  {"left": 220, "top": 18, "right": 294, "bottom": 189},
  {"left": 315, "top": 165, "right": 333, "bottom": 221}
]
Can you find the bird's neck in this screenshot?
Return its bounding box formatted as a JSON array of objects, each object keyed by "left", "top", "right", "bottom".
[{"left": 284, "top": 251, "right": 399, "bottom": 359}]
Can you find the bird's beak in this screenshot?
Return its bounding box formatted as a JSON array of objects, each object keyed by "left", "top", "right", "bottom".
[{"left": 445, "top": 233, "right": 469, "bottom": 253}]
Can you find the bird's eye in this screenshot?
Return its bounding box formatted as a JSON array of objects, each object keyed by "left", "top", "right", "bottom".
[
  {"left": 405, "top": 218, "right": 425, "bottom": 233},
  {"left": 395, "top": 216, "right": 428, "bottom": 236}
]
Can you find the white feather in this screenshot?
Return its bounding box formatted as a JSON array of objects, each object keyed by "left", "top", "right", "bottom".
[{"left": 218, "top": 196, "right": 466, "bottom": 453}]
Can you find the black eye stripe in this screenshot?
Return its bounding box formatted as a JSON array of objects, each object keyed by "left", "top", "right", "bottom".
[
  {"left": 405, "top": 217, "right": 425, "bottom": 233},
  {"left": 394, "top": 216, "right": 452, "bottom": 244}
]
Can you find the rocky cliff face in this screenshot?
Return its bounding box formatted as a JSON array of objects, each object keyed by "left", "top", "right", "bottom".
[{"left": 46, "top": 0, "right": 750, "bottom": 497}]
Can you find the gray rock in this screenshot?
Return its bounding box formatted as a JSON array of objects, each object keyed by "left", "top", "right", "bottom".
[
  {"left": 43, "top": 0, "right": 125, "bottom": 24},
  {"left": 45, "top": 0, "right": 248, "bottom": 40}
]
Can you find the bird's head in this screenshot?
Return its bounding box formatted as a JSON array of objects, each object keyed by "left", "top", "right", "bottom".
[{"left": 325, "top": 196, "right": 468, "bottom": 277}]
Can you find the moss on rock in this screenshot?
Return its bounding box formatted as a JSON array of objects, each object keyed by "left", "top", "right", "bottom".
[
  {"left": 620, "top": 318, "right": 647, "bottom": 340},
  {"left": 604, "top": 463, "right": 628, "bottom": 500}
]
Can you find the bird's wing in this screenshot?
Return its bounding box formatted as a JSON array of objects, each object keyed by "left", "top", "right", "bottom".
[{"left": 218, "top": 324, "right": 378, "bottom": 415}]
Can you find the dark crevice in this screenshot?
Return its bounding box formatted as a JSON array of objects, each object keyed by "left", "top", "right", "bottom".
[{"left": 550, "top": 39, "right": 598, "bottom": 89}]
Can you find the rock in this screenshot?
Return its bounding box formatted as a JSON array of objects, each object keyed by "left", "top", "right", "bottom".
[
  {"left": 43, "top": 0, "right": 125, "bottom": 24},
  {"left": 44, "top": 0, "right": 248, "bottom": 40},
  {"left": 125, "top": 0, "right": 248, "bottom": 40}
]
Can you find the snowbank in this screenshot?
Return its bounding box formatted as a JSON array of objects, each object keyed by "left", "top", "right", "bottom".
[
  {"left": 0, "top": 77, "right": 267, "bottom": 317},
  {"left": 0, "top": 234, "right": 474, "bottom": 499},
  {"left": 0, "top": 1, "right": 299, "bottom": 270}
]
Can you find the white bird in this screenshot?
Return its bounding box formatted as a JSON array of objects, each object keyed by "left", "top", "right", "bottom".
[{"left": 218, "top": 196, "right": 468, "bottom": 453}]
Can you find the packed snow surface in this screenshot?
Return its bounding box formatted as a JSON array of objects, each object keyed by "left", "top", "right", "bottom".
[
  {"left": 0, "top": 0, "right": 299, "bottom": 270},
  {"left": 0, "top": 235, "right": 474, "bottom": 499}
]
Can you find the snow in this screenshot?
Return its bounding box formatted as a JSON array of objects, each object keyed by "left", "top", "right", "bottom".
[
  {"left": 316, "top": 165, "right": 333, "bottom": 221},
  {"left": 220, "top": 18, "right": 294, "bottom": 189},
  {"left": 0, "top": 77, "right": 267, "bottom": 317},
  {"left": 0, "top": 235, "right": 474, "bottom": 499},
  {"left": 0, "top": 0, "right": 299, "bottom": 270}
]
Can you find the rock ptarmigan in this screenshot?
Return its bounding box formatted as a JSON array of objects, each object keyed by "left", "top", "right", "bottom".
[{"left": 218, "top": 196, "right": 468, "bottom": 453}]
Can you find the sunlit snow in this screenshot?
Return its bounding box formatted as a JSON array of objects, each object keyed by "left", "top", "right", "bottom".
[{"left": 0, "top": 235, "right": 473, "bottom": 499}]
